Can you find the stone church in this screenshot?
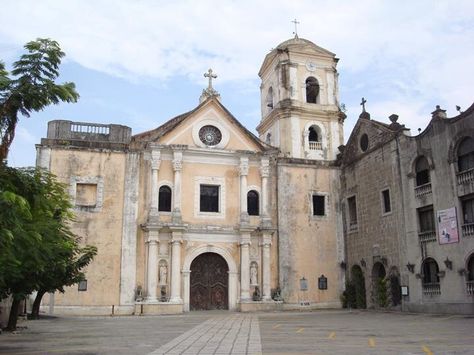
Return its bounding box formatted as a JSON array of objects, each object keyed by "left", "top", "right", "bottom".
[
  {"left": 36, "top": 36, "right": 345, "bottom": 315},
  {"left": 36, "top": 35, "right": 474, "bottom": 315}
]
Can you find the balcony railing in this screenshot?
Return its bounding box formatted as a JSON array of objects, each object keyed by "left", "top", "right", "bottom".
[
  {"left": 414, "top": 182, "right": 432, "bottom": 198},
  {"left": 467, "top": 281, "right": 474, "bottom": 295},
  {"left": 309, "top": 141, "right": 322, "bottom": 150},
  {"left": 462, "top": 223, "right": 474, "bottom": 238},
  {"left": 418, "top": 230, "right": 437, "bottom": 243},
  {"left": 457, "top": 168, "right": 474, "bottom": 185},
  {"left": 422, "top": 282, "right": 441, "bottom": 296},
  {"left": 71, "top": 122, "right": 110, "bottom": 135}
]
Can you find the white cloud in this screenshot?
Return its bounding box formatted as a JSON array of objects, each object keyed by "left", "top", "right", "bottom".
[{"left": 1, "top": 0, "right": 473, "bottom": 144}]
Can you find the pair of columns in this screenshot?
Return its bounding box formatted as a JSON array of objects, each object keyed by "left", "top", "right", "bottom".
[
  {"left": 240, "top": 232, "right": 272, "bottom": 301},
  {"left": 146, "top": 230, "right": 183, "bottom": 303},
  {"left": 239, "top": 156, "right": 270, "bottom": 222},
  {"left": 149, "top": 148, "right": 183, "bottom": 220}
]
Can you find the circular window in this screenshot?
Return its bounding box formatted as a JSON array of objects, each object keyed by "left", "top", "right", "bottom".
[
  {"left": 360, "top": 134, "right": 369, "bottom": 152},
  {"left": 199, "top": 125, "right": 222, "bottom": 146}
]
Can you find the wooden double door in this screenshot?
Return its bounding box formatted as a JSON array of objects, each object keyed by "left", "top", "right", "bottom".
[{"left": 190, "top": 252, "right": 228, "bottom": 310}]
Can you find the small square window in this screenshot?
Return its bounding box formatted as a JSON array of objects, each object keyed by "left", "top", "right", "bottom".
[
  {"left": 78, "top": 280, "right": 87, "bottom": 291},
  {"left": 200, "top": 185, "right": 219, "bottom": 212},
  {"left": 382, "top": 189, "right": 391, "bottom": 214},
  {"left": 312, "top": 195, "right": 325, "bottom": 216},
  {"left": 76, "top": 183, "right": 97, "bottom": 207}
]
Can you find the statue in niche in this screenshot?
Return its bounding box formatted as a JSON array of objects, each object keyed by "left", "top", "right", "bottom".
[
  {"left": 159, "top": 263, "right": 167, "bottom": 285},
  {"left": 250, "top": 263, "right": 258, "bottom": 285}
]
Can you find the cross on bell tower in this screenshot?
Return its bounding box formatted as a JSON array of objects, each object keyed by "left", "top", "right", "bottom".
[{"left": 199, "top": 68, "right": 221, "bottom": 103}]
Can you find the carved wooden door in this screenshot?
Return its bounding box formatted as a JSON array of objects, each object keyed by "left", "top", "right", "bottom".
[{"left": 190, "top": 253, "right": 228, "bottom": 310}]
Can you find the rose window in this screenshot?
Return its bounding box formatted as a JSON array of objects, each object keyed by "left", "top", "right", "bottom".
[{"left": 198, "top": 125, "right": 222, "bottom": 146}]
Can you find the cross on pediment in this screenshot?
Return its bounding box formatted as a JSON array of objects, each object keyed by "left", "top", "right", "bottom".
[
  {"left": 204, "top": 69, "right": 217, "bottom": 90},
  {"left": 360, "top": 97, "right": 367, "bottom": 112}
]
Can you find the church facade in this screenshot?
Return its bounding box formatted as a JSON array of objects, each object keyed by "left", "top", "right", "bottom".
[
  {"left": 36, "top": 36, "right": 345, "bottom": 315},
  {"left": 36, "top": 36, "right": 474, "bottom": 316}
]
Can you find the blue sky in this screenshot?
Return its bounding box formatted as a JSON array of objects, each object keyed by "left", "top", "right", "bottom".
[{"left": 1, "top": 0, "right": 473, "bottom": 167}]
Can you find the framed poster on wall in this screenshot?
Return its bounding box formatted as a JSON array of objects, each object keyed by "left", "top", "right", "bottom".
[{"left": 437, "top": 207, "right": 459, "bottom": 244}]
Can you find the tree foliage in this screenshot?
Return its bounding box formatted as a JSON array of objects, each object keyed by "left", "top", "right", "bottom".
[
  {"left": 0, "top": 165, "right": 96, "bottom": 330},
  {"left": 0, "top": 38, "right": 79, "bottom": 161}
]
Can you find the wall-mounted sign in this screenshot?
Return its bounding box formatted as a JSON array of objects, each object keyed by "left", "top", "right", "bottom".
[
  {"left": 437, "top": 207, "right": 459, "bottom": 245},
  {"left": 401, "top": 286, "right": 409, "bottom": 296}
]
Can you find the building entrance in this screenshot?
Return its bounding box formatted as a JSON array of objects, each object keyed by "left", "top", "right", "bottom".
[{"left": 190, "top": 252, "right": 229, "bottom": 310}]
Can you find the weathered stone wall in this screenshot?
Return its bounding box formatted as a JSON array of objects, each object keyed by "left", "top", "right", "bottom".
[{"left": 277, "top": 160, "right": 343, "bottom": 307}]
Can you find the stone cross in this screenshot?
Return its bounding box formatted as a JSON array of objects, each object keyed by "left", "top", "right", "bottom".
[
  {"left": 360, "top": 97, "right": 367, "bottom": 112},
  {"left": 292, "top": 19, "right": 300, "bottom": 37},
  {"left": 204, "top": 69, "right": 217, "bottom": 90}
]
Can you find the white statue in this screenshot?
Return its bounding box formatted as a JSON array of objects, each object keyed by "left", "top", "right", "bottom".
[
  {"left": 159, "top": 264, "right": 167, "bottom": 285},
  {"left": 250, "top": 263, "right": 258, "bottom": 285}
]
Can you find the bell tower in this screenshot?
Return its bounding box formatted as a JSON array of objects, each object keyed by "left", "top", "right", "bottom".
[{"left": 256, "top": 36, "right": 345, "bottom": 160}]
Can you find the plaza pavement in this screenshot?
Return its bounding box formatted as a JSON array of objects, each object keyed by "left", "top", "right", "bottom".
[{"left": 0, "top": 310, "right": 473, "bottom": 354}]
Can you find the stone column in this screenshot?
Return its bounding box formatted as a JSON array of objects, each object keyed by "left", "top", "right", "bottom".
[
  {"left": 239, "top": 156, "right": 249, "bottom": 223},
  {"left": 149, "top": 149, "right": 161, "bottom": 218},
  {"left": 169, "top": 231, "right": 183, "bottom": 303},
  {"left": 260, "top": 157, "right": 271, "bottom": 226},
  {"left": 172, "top": 150, "right": 183, "bottom": 223},
  {"left": 240, "top": 232, "right": 251, "bottom": 300},
  {"left": 146, "top": 231, "right": 159, "bottom": 301},
  {"left": 261, "top": 232, "right": 272, "bottom": 301}
]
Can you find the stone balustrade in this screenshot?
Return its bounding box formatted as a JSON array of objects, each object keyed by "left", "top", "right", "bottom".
[
  {"left": 309, "top": 141, "right": 322, "bottom": 150},
  {"left": 418, "top": 230, "right": 436, "bottom": 243},
  {"left": 462, "top": 223, "right": 474, "bottom": 237},
  {"left": 414, "top": 183, "right": 432, "bottom": 198},
  {"left": 422, "top": 282, "right": 441, "bottom": 296},
  {"left": 457, "top": 168, "right": 474, "bottom": 185},
  {"left": 467, "top": 281, "right": 474, "bottom": 295}
]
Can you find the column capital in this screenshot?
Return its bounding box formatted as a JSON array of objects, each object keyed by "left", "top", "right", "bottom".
[
  {"left": 146, "top": 230, "right": 159, "bottom": 244},
  {"left": 260, "top": 158, "right": 270, "bottom": 177},
  {"left": 151, "top": 150, "right": 161, "bottom": 170},
  {"left": 172, "top": 150, "right": 183, "bottom": 171},
  {"left": 240, "top": 233, "right": 251, "bottom": 246},
  {"left": 239, "top": 156, "right": 249, "bottom": 176}
]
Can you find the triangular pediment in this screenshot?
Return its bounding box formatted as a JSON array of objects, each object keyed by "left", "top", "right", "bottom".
[
  {"left": 132, "top": 98, "right": 266, "bottom": 153},
  {"left": 342, "top": 117, "right": 400, "bottom": 165}
]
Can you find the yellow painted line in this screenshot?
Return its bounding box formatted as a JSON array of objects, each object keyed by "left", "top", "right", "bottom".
[
  {"left": 422, "top": 345, "right": 433, "bottom": 355},
  {"left": 328, "top": 331, "right": 336, "bottom": 339},
  {"left": 296, "top": 327, "right": 304, "bottom": 333},
  {"left": 272, "top": 324, "right": 281, "bottom": 329},
  {"left": 368, "top": 338, "right": 376, "bottom": 347}
]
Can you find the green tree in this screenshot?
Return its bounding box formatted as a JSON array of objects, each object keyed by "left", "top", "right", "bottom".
[
  {"left": 0, "top": 166, "right": 95, "bottom": 330},
  {"left": 30, "top": 244, "right": 97, "bottom": 319},
  {"left": 0, "top": 38, "right": 79, "bottom": 161}
]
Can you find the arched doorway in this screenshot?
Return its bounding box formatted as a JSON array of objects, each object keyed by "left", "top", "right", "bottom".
[
  {"left": 190, "top": 252, "right": 229, "bottom": 310},
  {"left": 351, "top": 265, "right": 367, "bottom": 309},
  {"left": 389, "top": 267, "right": 401, "bottom": 306},
  {"left": 372, "top": 262, "right": 387, "bottom": 307}
]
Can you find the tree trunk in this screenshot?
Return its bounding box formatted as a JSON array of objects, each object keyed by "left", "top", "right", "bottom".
[
  {"left": 31, "top": 290, "right": 46, "bottom": 319},
  {"left": 6, "top": 297, "right": 21, "bottom": 331}
]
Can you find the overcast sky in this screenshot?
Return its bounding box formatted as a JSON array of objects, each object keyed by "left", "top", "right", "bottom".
[{"left": 1, "top": 0, "right": 473, "bottom": 167}]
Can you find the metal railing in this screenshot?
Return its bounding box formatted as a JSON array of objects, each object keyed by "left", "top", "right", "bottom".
[{"left": 414, "top": 182, "right": 432, "bottom": 197}]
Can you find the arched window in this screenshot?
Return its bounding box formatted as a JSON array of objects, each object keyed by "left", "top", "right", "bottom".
[
  {"left": 422, "top": 258, "right": 439, "bottom": 285},
  {"left": 247, "top": 190, "right": 259, "bottom": 216},
  {"left": 309, "top": 126, "right": 319, "bottom": 142},
  {"left": 158, "top": 185, "right": 172, "bottom": 212},
  {"left": 458, "top": 137, "right": 474, "bottom": 172},
  {"left": 415, "top": 156, "right": 430, "bottom": 186},
  {"left": 266, "top": 87, "right": 274, "bottom": 110},
  {"left": 467, "top": 254, "right": 474, "bottom": 282},
  {"left": 305, "top": 77, "right": 319, "bottom": 104}
]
